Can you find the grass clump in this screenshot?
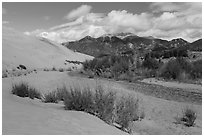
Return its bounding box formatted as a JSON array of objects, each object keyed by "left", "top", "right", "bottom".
[
  {"left": 181, "top": 107, "right": 197, "bottom": 127},
  {"left": 11, "top": 82, "right": 41, "bottom": 99},
  {"left": 64, "top": 86, "right": 95, "bottom": 113},
  {"left": 42, "top": 91, "right": 58, "bottom": 103}
]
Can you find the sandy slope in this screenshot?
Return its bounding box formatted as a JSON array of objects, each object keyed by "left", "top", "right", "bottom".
[
  {"left": 2, "top": 27, "right": 93, "bottom": 70},
  {"left": 2, "top": 71, "right": 201, "bottom": 135},
  {"left": 2, "top": 72, "right": 126, "bottom": 135}
]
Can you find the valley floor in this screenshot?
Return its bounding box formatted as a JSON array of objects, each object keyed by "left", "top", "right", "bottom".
[{"left": 2, "top": 71, "right": 202, "bottom": 135}]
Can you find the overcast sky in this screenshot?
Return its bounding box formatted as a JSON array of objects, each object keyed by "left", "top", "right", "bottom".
[{"left": 2, "top": 2, "right": 202, "bottom": 42}]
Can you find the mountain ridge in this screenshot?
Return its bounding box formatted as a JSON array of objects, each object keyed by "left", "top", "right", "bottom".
[{"left": 62, "top": 33, "right": 201, "bottom": 58}]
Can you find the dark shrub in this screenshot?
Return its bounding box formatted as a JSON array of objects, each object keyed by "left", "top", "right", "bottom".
[
  {"left": 190, "top": 59, "right": 202, "bottom": 79},
  {"left": 11, "top": 83, "right": 41, "bottom": 99},
  {"left": 111, "top": 59, "right": 129, "bottom": 77},
  {"left": 179, "top": 107, "right": 197, "bottom": 127},
  {"left": 159, "top": 57, "right": 200, "bottom": 80},
  {"left": 43, "top": 68, "right": 49, "bottom": 71},
  {"left": 2, "top": 72, "right": 8, "bottom": 78},
  {"left": 159, "top": 58, "right": 183, "bottom": 79},
  {"left": 142, "top": 57, "right": 161, "bottom": 70},
  {"left": 52, "top": 67, "right": 57, "bottom": 71}
]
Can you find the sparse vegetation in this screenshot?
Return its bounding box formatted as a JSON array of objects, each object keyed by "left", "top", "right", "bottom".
[
  {"left": 11, "top": 82, "right": 41, "bottom": 99},
  {"left": 63, "top": 86, "right": 95, "bottom": 113},
  {"left": 43, "top": 68, "right": 49, "bottom": 71},
  {"left": 42, "top": 84, "right": 141, "bottom": 133},
  {"left": 175, "top": 107, "right": 197, "bottom": 127},
  {"left": 94, "top": 85, "right": 116, "bottom": 123},
  {"left": 115, "top": 95, "right": 139, "bottom": 133},
  {"left": 181, "top": 107, "right": 197, "bottom": 127}
]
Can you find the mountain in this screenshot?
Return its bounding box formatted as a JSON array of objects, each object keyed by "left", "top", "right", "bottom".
[
  {"left": 62, "top": 34, "right": 169, "bottom": 57},
  {"left": 188, "top": 39, "right": 202, "bottom": 51},
  {"left": 63, "top": 35, "right": 133, "bottom": 57},
  {"left": 2, "top": 27, "right": 93, "bottom": 70},
  {"left": 164, "top": 38, "right": 189, "bottom": 49},
  {"left": 62, "top": 32, "right": 202, "bottom": 59}
]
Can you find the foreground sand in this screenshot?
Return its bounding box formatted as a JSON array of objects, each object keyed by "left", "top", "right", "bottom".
[
  {"left": 2, "top": 71, "right": 127, "bottom": 135},
  {"left": 2, "top": 71, "right": 202, "bottom": 134}
]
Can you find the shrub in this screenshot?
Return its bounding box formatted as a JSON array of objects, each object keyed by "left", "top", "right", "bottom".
[
  {"left": 111, "top": 60, "right": 129, "bottom": 77},
  {"left": 61, "top": 84, "right": 141, "bottom": 133},
  {"left": 175, "top": 107, "right": 197, "bottom": 127},
  {"left": 52, "top": 67, "right": 57, "bottom": 71},
  {"left": 43, "top": 68, "right": 49, "bottom": 71},
  {"left": 159, "top": 58, "right": 183, "bottom": 79},
  {"left": 11, "top": 83, "right": 41, "bottom": 99},
  {"left": 63, "top": 86, "right": 95, "bottom": 113},
  {"left": 190, "top": 59, "right": 202, "bottom": 79},
  {"left": 2, "top": 72, "right": 8, "bottom": 78},
  {"left": 159, "top": 58, "right": 201, "bottom": 80},
  {"left": 42, "top": 91, "right": 58, "bottom": 103},
  {"left": 115, "top": 95, "right": 139, "bottom": 132},
  {"left": 28, "top": 87, "right": 41, "bottom": 99},
  {"left": 142, "top": 58, "right": 161, "bottom": 70},
  {"left": 180, "top": 107, "right": 197, "bottom": 127},
  {"left": 94, "top": 85, "right": 116, "bottom": 123},
  {"left": 55, "top": 86, "right": 67, "bottom": 101},
  {"left": 59, "top": 68, "right": 64, "bottom": 72}
]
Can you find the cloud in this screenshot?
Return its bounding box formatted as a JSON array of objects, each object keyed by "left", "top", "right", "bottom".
[
  {"left": 35, "top": 3, "right": 201, "bottom": 43},
  {"left": 105, "top": 10, "right": 152, "bottom": 31},
  {"left": 150, "top": 2, "right": 184, "bottom": 13},
  {"left": 65, "top": 5, "right": 92, "bottom": 20}
]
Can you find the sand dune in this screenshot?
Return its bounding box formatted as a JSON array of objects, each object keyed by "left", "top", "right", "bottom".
[{"left": 2, "top": 27, "right": 93, "bottom": 70}]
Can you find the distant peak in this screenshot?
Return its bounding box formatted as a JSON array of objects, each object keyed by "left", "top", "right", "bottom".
[
  {"left": 101, "top": 32, "right": 136, "bottom": 38},
  {"left": 144, "top": 36, "right": 155, "bottom": 39},
  {"left": 79, "top": 35, "right": 95, "bottom": 42},
  {"left": 171, "top": 38, "right": 187, "bottom": 42}
]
